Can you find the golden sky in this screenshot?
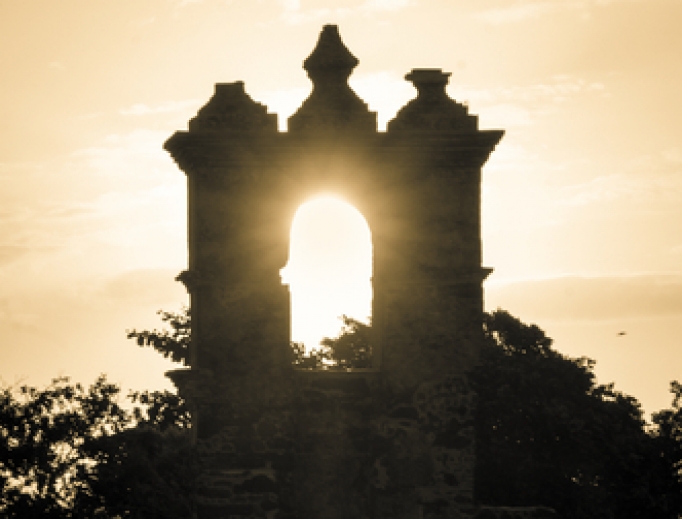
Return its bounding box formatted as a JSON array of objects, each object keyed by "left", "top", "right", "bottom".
[
  {"left": 1, "top": 0, "right": 680, "bottom": 417},
  {"left": 282, "top": 197, "right": 372, "bottom": 351}
]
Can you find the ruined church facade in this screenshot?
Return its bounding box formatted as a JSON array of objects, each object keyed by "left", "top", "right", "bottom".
[{"left": 165, "top": 25, "right": 514, "bottom": 519}]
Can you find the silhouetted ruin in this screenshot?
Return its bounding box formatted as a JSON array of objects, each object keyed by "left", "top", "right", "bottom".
[{"left": 165, "top": 25, "right": 554, "bottom": 519}]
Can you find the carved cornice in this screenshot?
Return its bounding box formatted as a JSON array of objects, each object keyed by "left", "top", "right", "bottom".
[
  {"left": 175, "top": 269, "right": 226, "bottom": 292},
  {"left": 176, "top": 269, "right": 284, "bottom": 295},
  {"left": 163, "top": 132, "right": 281, "bottom": 177},
  {"left": 381, "top": 130, "right": 504, "bottom": 165},
  {"left": 166, "top": 367, "right": 214, "bottom": 402},
  {"left": 175, "top": 269, "right": 197, "bottom": 292},
  {"left": 163, "top": 81, "right": 278, "bottom": 176},
  {"left": 374, "top": 268, "right": 493, "bottom": 289}
]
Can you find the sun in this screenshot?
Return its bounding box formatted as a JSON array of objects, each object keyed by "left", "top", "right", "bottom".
[{"left": 281, "top": 196, "right": 372, "bottom": 352}]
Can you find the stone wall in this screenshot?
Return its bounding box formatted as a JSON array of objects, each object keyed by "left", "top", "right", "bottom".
[
  {"left": 171, "top": 367, "right": 481, "bottom": 519},
  {"left": 475, "top": 507, "right": 558, "bottom": 519}
]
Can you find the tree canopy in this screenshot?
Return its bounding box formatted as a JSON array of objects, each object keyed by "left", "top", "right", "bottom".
[
  {"left": 127, "top": 307, "right": 191, "bottom": 366},
  {"left": 0, "top": 376, "right": 191, "bottom": 518},
  {"left": 475, "top": 310, "right": 682, "bottom": 518},
  {"left": 294, "top": 315, "right": 373, "bottom": 369},
  {"left": 2, "top": 307, "right": 681, "bottom": 518}
]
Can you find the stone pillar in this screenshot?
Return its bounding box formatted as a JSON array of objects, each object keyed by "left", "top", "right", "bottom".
[{"left": 165, "top": 81, "right": 296, "bottom": 518}]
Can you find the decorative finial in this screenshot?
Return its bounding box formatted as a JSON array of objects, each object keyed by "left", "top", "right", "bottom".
[
  {"left": 288, "top": 25, "right": 376, "bottom": 135},
  {"left": 303, "top": 24, "right": 359, "bottom": 81},
  {"left": 387, "top": 68, "right": 478, "bottom": 134},
  {"left": 405, "top": 69, "right": 451, "bottom": 101}
]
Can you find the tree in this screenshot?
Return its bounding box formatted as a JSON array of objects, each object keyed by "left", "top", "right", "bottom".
[
  {"left": 80, "top": 422, "right": 193, "bottom": 518},
  {"left": 0, "top": 376, "right": 129, "bottom": 517},
  {"left": 123, "top": 308, "right": 682, "bottom": 518},
  {"left": 81, "top": 388, "right": 193, "bottom": 518},
  {"left": 127, "top": 306, "right": 191, "bottom": 366},
  {"left": 0, "top": 376, "right": 192, "bottom": 518},
  {"left": 318, "top": 315, "right": 372, "bottom": 368},
  {"left": 3, "top": 307, "right": 681, "bottom": 517},
  {"left": 649, "top": 381, "right": 682, "bottom": 516},
  {"left": 475, "top": 309, "right": 682, "bottom": 519}
]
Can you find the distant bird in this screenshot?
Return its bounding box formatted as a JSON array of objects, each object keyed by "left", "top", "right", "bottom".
[{"left": 617, "top": 331, "right": 627, "bottom": 336}]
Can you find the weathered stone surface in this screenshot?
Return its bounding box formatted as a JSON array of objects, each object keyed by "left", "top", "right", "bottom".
[
  {"left": 475, "top": 506, "right": 558, "bottom": 519},
  {"left": 165, "top": 24, "right": 512, "bottom": 519}
]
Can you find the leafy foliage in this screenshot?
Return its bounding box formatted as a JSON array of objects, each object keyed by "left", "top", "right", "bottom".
[
  {"left": 127, "top": 307, "right": 372, "bottom": 370},
  {"left": 649, "top": 381, "right": 682, "bottom": 515},
  {"left": 0, "top": 376, "right": 192, "bottom": 518},
  {"left": 127, "top": 307, "right": 191, "bottom": 366},
  {"left": 475, "top": 309, "right": 682, "bottom": 519},
  {"left": 319, "top": 315, "right": 372, "bottom": 368},
  {"left": 292, "top": 315, "right": 372, "bottom": 369},
  {"left": 3, "top": 307, "right": 681, "bottom": 518},
  {"left": 81, "top": 425, "right": 193, "bottom": 519},
  {"left": 653, "top": 381, "right": 682, "bottom": 452},
  {"left": 291, "top": 341, "right": 321, "bottom": 369},
  {"left": 0, "top": 376, "right": 128, "bottom": 517},
  {"left": 129, "top": 390, "right": 191, "bottom": 431}
]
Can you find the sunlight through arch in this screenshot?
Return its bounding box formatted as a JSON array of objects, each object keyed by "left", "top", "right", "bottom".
[{"left": 281, "top": 196, "right": 372, "bottom": 353}]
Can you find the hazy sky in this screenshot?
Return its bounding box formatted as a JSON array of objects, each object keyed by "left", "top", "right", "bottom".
[{"left": 1, "top": 0, "right": 680, "bottom": 417}]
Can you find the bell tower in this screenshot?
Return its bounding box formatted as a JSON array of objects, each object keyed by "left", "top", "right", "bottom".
[{"left": 166, "top": 25, "right": 504, "bottom": 519}]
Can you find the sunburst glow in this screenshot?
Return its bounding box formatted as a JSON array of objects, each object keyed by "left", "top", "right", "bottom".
[{"left": 281, "top": 196, "right": 372, "bottom": 352}]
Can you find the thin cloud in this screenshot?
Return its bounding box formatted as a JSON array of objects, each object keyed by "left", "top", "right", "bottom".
[
  {"left": 459, "top": 76, "right": 607, "bottom": 113},
  {"left": 76, "top": 112, "right": 105, "bottom": 121},
  {"left": 487, "top": 274, "right": 682, "bottom": 321},
  {"left": 119, "top": 99, "right": 200, "bottom": 116},
  {"left": 559, "top": 151, "right": 682, "bottom": 207},
  {"left": 279, "top": 0, "right": 300, "bottom": 9},
  {"left": 0, "top": 246, "right": 38, "bottom": 267},
  {"left": 663, "top": 147, "right": 682, "bottom": 163},
  {"left": 479, "top": 103, "right": 533, "bottom": 127},
  {"left": 475, "top": 1, "right": 557, "bottom": 24},
  {"left": 459, "top": 75, "right": 608, "bottom": 131},
  {"left": 72, "top": 128, "right": 174, "bottom": 179},
  {"left": 0, "top": 273, "right": 185, "bottom": 394},
  {"left": 277, "top": 0, "right": 411, "bottom": 25},
  {"left": 100, "top": 268, "right": 186, "bottom": 304},
  {"left": 474, "top": 0, "right": 643, "bottom": 25},
  {"left": 0, "top": 201, "right": 96, "bottom": 258},
  {"left": 559, "top": 173, "right": 642, "bottom": 206},
  {"left": 281, "top": 7, "right": 350, "bottom": 25},
  {"left": 360, "top": 0, "right": 414, "bottom": 12},
  {"left": 0, "top": 128, "right": 185, "bottom": 295},
  {"left": 130, "top": 16, "right": 157, "bottom": 28},
  {"left": 490, "top": 76, "right": 606, "bottom": 104}
]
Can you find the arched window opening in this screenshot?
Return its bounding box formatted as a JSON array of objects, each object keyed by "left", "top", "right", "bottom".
[{"left": 281, "top": 196, "right": 372, "bottom": 366}]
